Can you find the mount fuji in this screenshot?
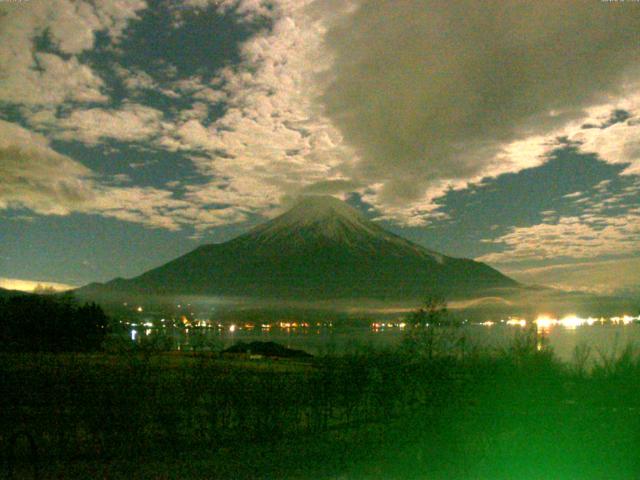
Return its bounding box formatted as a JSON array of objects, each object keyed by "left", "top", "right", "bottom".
[{"left": 78, "top": 196, "right": 517, "bottom": 301}]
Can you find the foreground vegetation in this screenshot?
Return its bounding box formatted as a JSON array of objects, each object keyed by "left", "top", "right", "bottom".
[
  {"left": 1, "top": 295, "right": 639, "bottom": 478},
  {"left": 2, "top": 323, "right": 640, "bottom": 479}
]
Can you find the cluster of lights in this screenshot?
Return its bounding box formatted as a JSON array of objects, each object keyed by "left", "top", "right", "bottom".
[
  {"left": 371, "top": 322, "right": 407, "bottom": 330},
  {"left": 125, "top": 312, "right": 336, "bottom": 334},
  {"left": 505, "top": 318, "right": 527, "bottom": 327},
  {"left": 536, "top": 315, "right": 601, "bottom": 330},
  {"left": 278, "top": 321, "right": 312, "bottom": 329},
  {"left": 611, "top": 315, "right": 638, "bottom": 325},
  {"left": 532, "top": 314, "right": 638, "bottom": 330},
  {"left": 472, "top": 314, "right": 640, "bottom": 330},
  {"left": 221, "top": 321, "right": 334, "bottom": 332},
  {"left": 124, "top": 306, "right": 639, "bottom": 343}
]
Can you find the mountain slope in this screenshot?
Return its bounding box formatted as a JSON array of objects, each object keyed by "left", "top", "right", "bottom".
[{"left": 78, "top": 196, "right": 517, "bottom": 300}]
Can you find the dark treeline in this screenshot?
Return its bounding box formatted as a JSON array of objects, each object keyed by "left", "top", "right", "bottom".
[{"left": 0, "top": 294, "right": 108, "bottom": 352}]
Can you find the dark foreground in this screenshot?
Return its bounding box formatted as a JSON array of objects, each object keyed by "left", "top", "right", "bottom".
[{"left": 1, "top": 335, "right": 640, "bottom": 479}]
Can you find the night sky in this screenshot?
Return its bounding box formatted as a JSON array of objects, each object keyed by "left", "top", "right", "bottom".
[{"left": 1, "top": 0, "right": 640, "bottom": 297}]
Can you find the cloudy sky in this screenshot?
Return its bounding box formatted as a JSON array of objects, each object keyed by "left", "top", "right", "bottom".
[{"left": 1, "top": 0, "right": 640, "bottom": 296}]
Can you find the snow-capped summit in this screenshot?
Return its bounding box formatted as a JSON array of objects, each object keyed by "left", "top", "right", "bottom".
[
  {"left": 277, "top": 195, "right": 366, "bottom": 224},
  {"left": 246, "top": 196, "right": 431, "bottom": 254},
  {"left": 249, "top": 195, "right": 378, "bottom": 241}
]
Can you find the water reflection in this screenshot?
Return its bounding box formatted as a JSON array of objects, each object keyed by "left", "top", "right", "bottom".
[
  {"left": 532, "top": 314, "right": 638, "bottom": 330},
  {"left": 123, "top": 314, "right": 640, "bottom": 361}
]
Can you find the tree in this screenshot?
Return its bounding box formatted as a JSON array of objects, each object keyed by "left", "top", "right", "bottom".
[
  {"left": 402, "top": 296, "right": 448, "bottom": 359},
  {"left": 0, "top": 294, "right": 108, "bottom": 352},
  {"left": 408, "top": 296, "right": 448, "bottom": 328},
  {"left": 33, "top": 284, "right": 58, "bottom": 295}
]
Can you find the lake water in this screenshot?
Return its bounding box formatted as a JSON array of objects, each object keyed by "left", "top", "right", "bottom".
[{"left": 132, "top": 322, "right": 640, "bottom": 362}]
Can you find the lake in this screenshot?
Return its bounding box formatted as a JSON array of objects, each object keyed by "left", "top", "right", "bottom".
[{"left": 130, "top": 319, "right": 640, "bottom": 362}]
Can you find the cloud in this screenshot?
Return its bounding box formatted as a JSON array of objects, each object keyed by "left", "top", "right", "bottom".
[
  {"left": 563, "top": 191, "right": 583, "bottom": 199},
  {"left": 0, "top": 119, "right": 96, "bottom": 215},
  {"left": 503, "top": 257, "right": 640, "bottom": 296},
  {"left": 0, "top": 0, "right": 146, "bottom": 106},
  {"left": 176, "top": 0, "right": 274, "bottom": 22},
  {"left": 0, "top": 119, "right": 247, "bottom": 231},
  {"left": 478, "top": 213, "right": 640, "bottom": 265},
  {"left": 563, "top": 177, "right": 640, "bottom": 215},
  {"left": 571, "top": 94, "right": 640, "bottom": 176},
  {"left": 114, "top": 66, "right": 156, "bottom": 91},
  {"left": 47, "top": 104, "right": 166, "bottom": 145},
  {"left": 113, "top": 65, "right": 182, "bottom": 98},
  {"left": 177, "top": 102, "right": 211, "bottom": 122},
  {"left": 157, "top": 0, "right": 358, "bottom": 213},
  {"left": 161, "top": 0, "right": 640, "bottom": 226},
  {"left": 5, "top": 0, "right": 640, "bottom": 238},
  {"left": 171, "top": 76, "right": 226, "bottom": 104},
  {"left": 320, "top": 0, "right": 640, "bottom": 218},
  {"left": 0, "top": 52, "right": 108, "bottom": 106}
]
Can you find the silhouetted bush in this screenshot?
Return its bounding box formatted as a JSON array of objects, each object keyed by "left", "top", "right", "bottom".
[{"left": 0, "top": 293, "right": 108, "bottom": 352}]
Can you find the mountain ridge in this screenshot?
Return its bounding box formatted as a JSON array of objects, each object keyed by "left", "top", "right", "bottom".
[{"left": 77, "top": 196, "right": 518, "bottom": 301}]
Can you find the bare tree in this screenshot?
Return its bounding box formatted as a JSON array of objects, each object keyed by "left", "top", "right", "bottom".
[{"left": 402, "top": 296, "right": 448, "bottom": 359}]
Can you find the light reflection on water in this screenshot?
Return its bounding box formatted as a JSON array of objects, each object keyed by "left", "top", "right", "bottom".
[{"left": 132, "top": 321, "right": 640, "bottom": 362}]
